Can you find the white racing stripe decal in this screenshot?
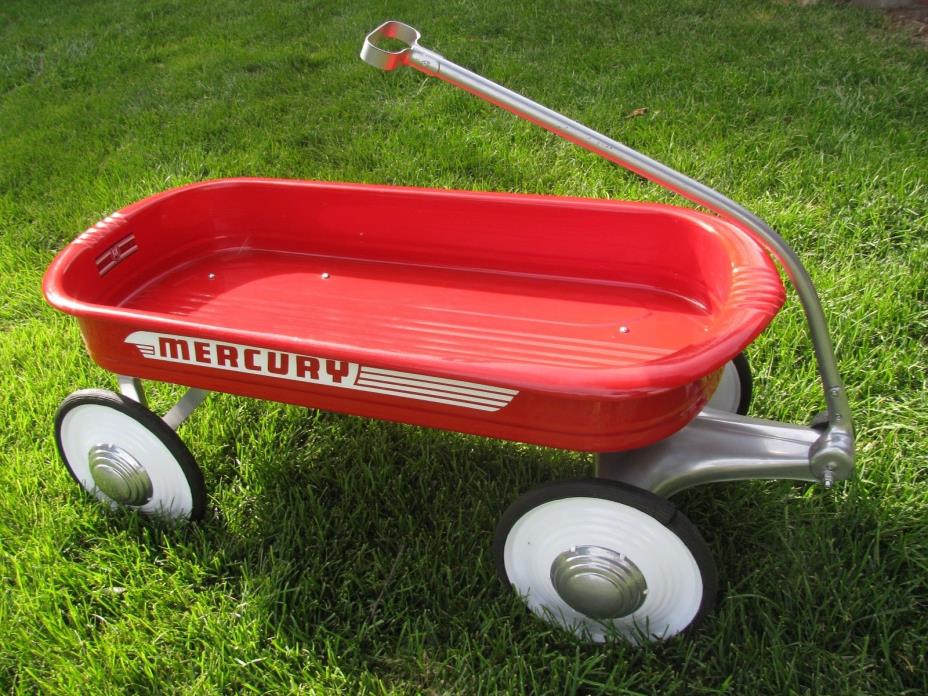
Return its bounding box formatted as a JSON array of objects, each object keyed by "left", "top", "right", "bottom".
[
  {"left": 124, "top": 331, "right": 518, "bottom": 412},
  {"left": 360, "top": 367, "right": 517, "bottom": 395}
]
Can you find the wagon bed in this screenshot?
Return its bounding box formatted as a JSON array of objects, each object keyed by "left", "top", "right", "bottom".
[{"left": 44, "top": 178, "right": 784, "bottom": 450}]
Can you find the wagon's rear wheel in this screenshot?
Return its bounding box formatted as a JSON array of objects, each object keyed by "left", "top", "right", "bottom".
[
  {"left": 54, "top": 389, "right": 206, "bottom": 520},
  {"left": 493, "top": 479, "right": 717, "bottom": 643},
  {"left": 706, "top": 352, "right": 753, "bottom": 415}
]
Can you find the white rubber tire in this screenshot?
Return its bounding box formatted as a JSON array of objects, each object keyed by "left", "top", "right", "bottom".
[
  {"left": 495, "top": 480, "right": 716, "bottom": 644},
  {"left": 55, "top": 390, "right": 205, "bottom": 520},
  {"left": 706, "top": 353, "right": 752, "bottom": 415}
]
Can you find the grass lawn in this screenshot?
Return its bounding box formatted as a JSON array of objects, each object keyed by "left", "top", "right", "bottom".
[{"left": 2, "top": 0, "right": 926, "bottom": 693}]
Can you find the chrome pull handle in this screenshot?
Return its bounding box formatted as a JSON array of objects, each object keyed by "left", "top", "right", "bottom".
[{"left": 361, "top": 22, "right": 854, "bottom": 480}]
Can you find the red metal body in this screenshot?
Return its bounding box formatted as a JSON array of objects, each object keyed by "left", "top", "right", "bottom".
[{"left": 44, "top": 179, "right": 784, "bottom": 451}]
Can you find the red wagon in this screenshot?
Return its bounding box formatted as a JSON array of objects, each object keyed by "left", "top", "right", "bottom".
[{"left": 43, "top": 22, "right": 855, "bottom": 644}]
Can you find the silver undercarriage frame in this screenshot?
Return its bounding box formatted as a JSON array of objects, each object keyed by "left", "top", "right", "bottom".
[
  {"left": 361, "top": 22, "right": 855, "bottom": 495},
  {"left": 596, "top": 409, "right": 854, "bottom": 497},
  {"left": 118, "top": 376, "right": 207, "bottom": 431}
]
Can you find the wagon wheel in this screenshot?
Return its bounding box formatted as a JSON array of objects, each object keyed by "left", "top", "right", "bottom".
[
  {"left": 706, "top": 352, "right": 753, "bottom": 415},
  {"left": 54, "top": 389, "right": 206, "bottom": 520},
  {"left": 493, "top": 479, "right": 717, "bottom": 644}
]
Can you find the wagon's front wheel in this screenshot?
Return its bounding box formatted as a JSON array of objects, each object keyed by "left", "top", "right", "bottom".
[
  {"left": 493, "top": 479, "right": 717, "bottom": 643},
  {"left": 54, "top": 389, "right": 206, "bottom": 520}
]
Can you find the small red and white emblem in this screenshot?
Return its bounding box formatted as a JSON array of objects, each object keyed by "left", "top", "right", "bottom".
[
  {"left": 124, "top": 331, "right": 518, "bottom": 412},
  {"left": 95, "top": 233, "right": 138, "bottom": 276}
]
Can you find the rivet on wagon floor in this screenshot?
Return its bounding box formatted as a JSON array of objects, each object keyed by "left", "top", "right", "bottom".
[
  {"left": 618, "top": 326, "right": 630, "bottom": 334},
  {"left": 207, "top": 273, "right": 216, "bottom": 280},
  {"left": 321, "top": 272, "right": 331, "bottom": 279}
]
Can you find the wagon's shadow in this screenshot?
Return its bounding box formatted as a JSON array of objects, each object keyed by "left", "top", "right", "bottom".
[{"left": 181, "top": 399, "right": 594, "bottom": 656}]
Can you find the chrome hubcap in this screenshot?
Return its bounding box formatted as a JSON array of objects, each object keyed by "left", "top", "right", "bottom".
[
  {"left": 88, "top": 443, "right": 153, "bottom": 506},
  {"left": 550, "top": 545, "right": 647, "bottom": 619}
]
